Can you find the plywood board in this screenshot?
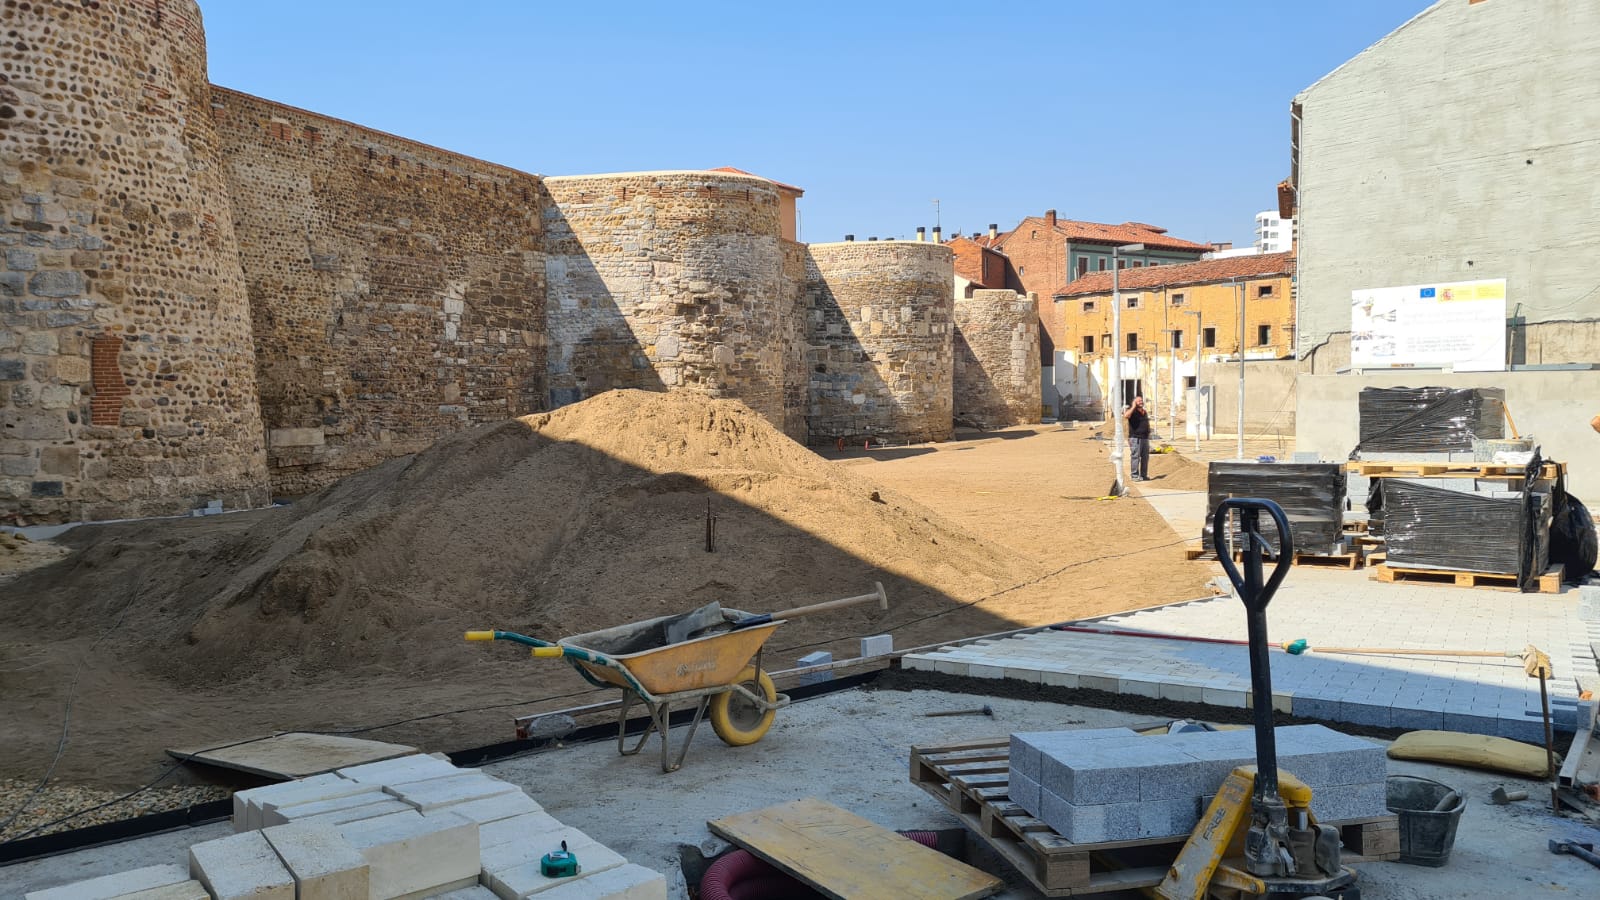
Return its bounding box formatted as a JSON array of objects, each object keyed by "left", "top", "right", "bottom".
[
  {"left": 167, "top": 733, "right": 417, "bottom": 779},
  {"left": 708, "top": 797, "right": 1002, "bottom": 900}
]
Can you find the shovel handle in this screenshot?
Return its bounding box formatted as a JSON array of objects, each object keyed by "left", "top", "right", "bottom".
[{"left": 733, "top": 582, "right": 888, "bottom": 629}]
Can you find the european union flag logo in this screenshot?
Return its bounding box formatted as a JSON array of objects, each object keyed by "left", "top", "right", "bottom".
[{"left": 1420, "top": 287, "right": 1436, "bottom": 298}]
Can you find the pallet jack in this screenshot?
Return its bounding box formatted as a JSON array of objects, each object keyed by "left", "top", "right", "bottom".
[{"left": 1157, "top": 498, "right": 1360, "bottom": 900}]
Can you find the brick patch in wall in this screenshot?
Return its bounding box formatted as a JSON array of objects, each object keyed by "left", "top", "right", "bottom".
[{"left": 90, "top": 334, "right": 130, "bottom": 426}]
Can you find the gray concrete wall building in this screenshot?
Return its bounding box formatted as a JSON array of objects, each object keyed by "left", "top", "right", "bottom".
[{"left": 1293, "top": 0, "right": 1600, "bottom": 372}]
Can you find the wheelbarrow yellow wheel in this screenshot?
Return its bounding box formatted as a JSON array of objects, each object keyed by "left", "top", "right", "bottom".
[{"left": 709, "top": 666, "right": 776, "bottom": 747}]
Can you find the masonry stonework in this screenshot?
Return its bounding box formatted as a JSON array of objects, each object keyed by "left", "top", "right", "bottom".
[
  {"left": 1, "top": 0, "right": 269, "bottom": 522},
  {"left": 953, "top": 291, "right": 1041, "bottom": 428},
  {"left": 806, "top": 243, "right": 955, "bottom": 443},
  {"left": 541, "top": 173, "right": 790, "bottom": 427},
  {"left": 213, "top": 89, "right": 547, "bottom": 496}
]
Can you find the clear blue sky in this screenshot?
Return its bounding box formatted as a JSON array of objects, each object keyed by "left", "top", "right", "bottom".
[{"left": 201, "top": 1, "right": 1428, "bottom": 249}]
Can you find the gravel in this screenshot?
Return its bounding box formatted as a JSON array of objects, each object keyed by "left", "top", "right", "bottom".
[{"left": 0, "top": 779, "right": 229, "bottom": 842}]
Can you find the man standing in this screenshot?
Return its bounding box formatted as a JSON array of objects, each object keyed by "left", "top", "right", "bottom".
[{"left": 1124, "top": 395, "right": 1151, "bottom": 482}]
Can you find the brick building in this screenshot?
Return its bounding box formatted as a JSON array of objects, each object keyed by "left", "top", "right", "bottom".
[
  {"left": 993, "top": 211, "right": 1211, "bottom": 299},
  {"left": 946, "top": 236, "right": 1008, "bottom": 295},
  {"left": 1044, "top": 252, "right": 1296, "bottom": 426}
]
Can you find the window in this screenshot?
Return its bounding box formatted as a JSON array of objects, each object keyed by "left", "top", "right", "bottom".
[
  {"left": 1184, "top": 376, "right": 1197, "bottom": 389},
  {"left": 1258, "top": 284, "right": 1274, "bottom": 297},
  {"left": 1133, "top": 261, "right": 1143, "bottom": 268},
  {"left": 1082, "top": 300, "right": 1096, "bottom": 312},
  {"left": 1117, "top": 259, "right": 1127, "bottom": 269},
  {"left": 1030, "top": 230, "right": 1037, "bottom": 239},
  {"left": 1171, "top": 330, "right": 1183, "bottom": 349},
  {"left": 1126, "top": 332, "right": 1138, "bottom": 351},
  {"left": 1257, "top": 324, "right": 1271, "bottom": 345},
  {"left": 1019, "top": 265, "right": 1025, "bottom": 276},
  {"left": 1102, "top": 333, "right": 1111, "bottom": 348},
  {"left": 1126, "top": 295, "right": 1139, "bottom": 309},
  {"left": 1203, "top": 327, "right": 1217, "bottom": 348},
  {"left": 1077, "top": 257, "right": 1089, "bottom": 278},
  {"left": 1082, "top": 335, "right": 1095, "bottom": 353},
  {"left": 1171, "top": 292, "right": 1186, "bottom": 306},
  {"left": 1098, "top": 258, "right": 1108, "bottom": 271}
]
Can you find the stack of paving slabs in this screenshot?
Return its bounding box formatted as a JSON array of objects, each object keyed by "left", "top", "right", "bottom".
[
  {"left": 1007, "top": 726, "right": 1387, "bottom": 844},
  {"left": 1204, "top": 462, "right": 1348, "bottom": 557},
  {"left": 26, "top": 754, "right": 666, "bottom": 900}
]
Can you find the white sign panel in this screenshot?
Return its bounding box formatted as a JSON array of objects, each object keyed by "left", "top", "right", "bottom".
[{"left": 1350, "top": 278, "right": 1506, "bottom": 372}]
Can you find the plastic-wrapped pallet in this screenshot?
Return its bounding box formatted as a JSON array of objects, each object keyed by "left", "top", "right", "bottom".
[
  {"left": 1382, "top": 479, "right": 1550, "bottom": 577},
  {"left": 1204, "top": 462, "right": 1347, "bottom": 557},
  {"left": 1353, "top": 387, "right": 1505, "bottom": 455}
]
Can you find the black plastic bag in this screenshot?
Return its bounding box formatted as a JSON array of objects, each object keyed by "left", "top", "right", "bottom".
[{"left": 1551, "top": 494, "right": 1598, "bottom": 583}]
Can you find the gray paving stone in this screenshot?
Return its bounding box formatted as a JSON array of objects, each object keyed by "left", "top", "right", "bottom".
[{"left": 1008, "top": 771, "right": 1041, "bottom": 817}]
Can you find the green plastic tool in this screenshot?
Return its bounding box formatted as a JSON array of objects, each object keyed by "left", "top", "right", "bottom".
[{"left": 541, "top": 840, "right": 580, "bottom": 878}]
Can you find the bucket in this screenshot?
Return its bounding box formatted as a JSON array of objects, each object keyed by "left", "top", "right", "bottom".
[{"left": 1385, "top": 775, "right": 1465, "bottom": 867}]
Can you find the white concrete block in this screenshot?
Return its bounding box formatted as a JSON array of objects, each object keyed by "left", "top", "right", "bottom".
[
  {"left": 385, "top": 773, "right": 519, "bottom": 812},
  {"left": 112, "top": 882, "right": 210, "bottom": 900},
  {"left": 238, "top": 773, "right": 373, "bottom": 832},
  {"left": 859, "top": 634, "right": 893, "bottom": 657},
  {"left": 479, "top": 825, "right": 601, "bottom": 877},
  {"left": 478, "top": 811, "right": 567, "bottom": 849},
  {"left": 293, "top": 798, "right": 413, "bottom": 829},
  {"left": 261, "top": 822, "right": 370, "bottom": 900},
  {"left": 426, "top": 888, "right": 499, "bottom": 900},
  {"left": 188, "top": 830, "right": 296, "bottom": 900},
  {"left": 336, "top": 754, "right": 459, "bottom": 786},
  {"left": 25, "top": 864, "right": 191, "bottom": 900},
  {"left": 338, "top": 809, "right": 480, "bottom": 900},
  {"left": 266, "top": 789, "right": 391, "bottom": 826},
  {"left": 485, "top": 834, "right": 626, "bottom": 898},
  {"left": 530, "top": 864, "right": 667, "bottom": 900},
  {"left": 425, "top": 789, "right": 541, "bottom": 825}
]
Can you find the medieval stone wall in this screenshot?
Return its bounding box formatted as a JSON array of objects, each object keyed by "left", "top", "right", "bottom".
[
  {"left": 779, "top": 240, "right": 810, "bottom": 442},
  {"left": 805, "top": 242, "right": 955, "bottom": 443},
  {"left": 953, "top": 290, "right": 1041, "bottom": 427},
  {"left": 212, "top": 89, "right": 547, "bottom": 496},
  {"left": 541, "top": 172, "right": 788, "bottom": 426},
  {"left": 1, "top": 0, "right": 269, "bottom": 522}
]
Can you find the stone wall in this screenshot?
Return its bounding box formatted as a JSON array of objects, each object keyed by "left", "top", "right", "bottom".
[
  {"left": 541, "top": 172, "right": 788, "bottom": 426},
  {"left": 212, "top": 89, "right": 547, "bottom": 496},
  {"left": 1, "top": 0, "right": 269, "bottom": 523},
  {"left": 805, "top": 242, "right": 955, "bottom": 443},
  {"left": 779, "top": 240, "right": 810, "bottom": 442},
  {"left": 953, "top": 290, "right": 1040, "bottom": 428}
]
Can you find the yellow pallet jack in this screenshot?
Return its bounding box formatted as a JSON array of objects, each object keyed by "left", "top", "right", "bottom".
[{"left": 1157, "top": 498, "right": 1360, "bottom": 900}]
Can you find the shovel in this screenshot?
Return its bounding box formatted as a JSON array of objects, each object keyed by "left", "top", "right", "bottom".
[{"left": 730, "top": 582, "right": 889, "bottom": 630}]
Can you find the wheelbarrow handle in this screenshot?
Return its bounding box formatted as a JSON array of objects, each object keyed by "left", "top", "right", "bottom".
[
  {"left": 462, "top": 629, "right": 556, "bottom": 648},
  {"left": 1211, "top": 497, "right": 1293, "bottom": 613}
]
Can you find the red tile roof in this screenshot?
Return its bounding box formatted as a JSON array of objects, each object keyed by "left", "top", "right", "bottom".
[
  {"left": 1002, "top": 216, "right": 1210, "bottom": 251},
  {"left": 708, "top": 166, "right": 804, "bottom": 195},
  {"left": 946, "top": 236, "right": 1006, "bottom": 288},
  {"left": 1050, "top": 252, "right": 1295, "bottom": 298}
]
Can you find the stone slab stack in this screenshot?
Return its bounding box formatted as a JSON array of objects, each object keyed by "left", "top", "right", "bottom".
[
  {"left": 28, "top": 754, "right": 665, "bottom": 900},
  {"left": 1008, "top": 725, "right": 1388, "bottom": 844}
]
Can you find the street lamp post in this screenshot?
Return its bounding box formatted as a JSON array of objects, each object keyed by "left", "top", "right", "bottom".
[
  {"left": 1110, "top": 242, "right": 1145, "bottom": 496},
  {"left": 1184, "top": 309, "right": 1203, "bottom": 452},
  {"left": 1231, "top": 277, "right": 1245, "bottom": 460}
]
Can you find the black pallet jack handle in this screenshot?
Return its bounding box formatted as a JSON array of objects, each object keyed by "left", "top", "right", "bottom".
[{"left": 1212, "top": 498, "right": 1293, "bottom": 808}]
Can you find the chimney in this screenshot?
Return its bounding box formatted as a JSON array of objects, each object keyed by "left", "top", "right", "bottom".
[
  {"left": 844, "top": 234, "right": 854, "bottom": 241},
  {"left": 932, "top": 226, "right": 942, "bottom": 243},
  {"left": 916, "top": 226, "right": 926, "bottom": 242},
  {"left": 869, "top": 236, "right": 878, "bottom": 241},
  {"left": 988, "top": 223, "right": 998, "bottom": 239},
  {"left": 1044, "top": 210, "right": 1057, "bottom": 226}
]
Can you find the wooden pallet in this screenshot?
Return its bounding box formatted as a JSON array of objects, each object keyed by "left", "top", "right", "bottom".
[
  {"left": 1346, "top": 460, "right": 1564, "bottom": 480},
  {"left": 909, "top": 739, "right": 1400, "bottom": 897},
  {"left": 1373, "top": 562, "right": 1564, "bottom": 593},
  {"left": 1184, "top": 546, "right": 1362, "bottom": 570}
]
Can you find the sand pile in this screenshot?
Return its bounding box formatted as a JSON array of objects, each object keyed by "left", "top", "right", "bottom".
[
  {"left": 3, "top": 391, "right": 1036, "bottom": 687},
  {"left": 1147, "top": 451, "right": 1210, "bottom": 492}
]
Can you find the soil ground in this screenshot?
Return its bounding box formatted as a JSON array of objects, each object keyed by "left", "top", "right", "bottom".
[{"left": 0, "top": 403, "right": 1213, "bottom": 839}]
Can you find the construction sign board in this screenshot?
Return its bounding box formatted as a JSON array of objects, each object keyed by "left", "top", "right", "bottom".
[{"left": 1351, "top": 278, "right": 1507, "bottom": 372}]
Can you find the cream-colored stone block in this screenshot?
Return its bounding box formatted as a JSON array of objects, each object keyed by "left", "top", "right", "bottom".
[
  {"left": 24, "top": 864, "right": 190, "bottom": 900},
  {"left": 261, "top": 822, "right": 370, "bottom": 900},
  {"left": 188, "top": 830, "right": 296, "bottom": 900},
  {"left": 338, "top": 809, "right": 479, "bottom": 900}
]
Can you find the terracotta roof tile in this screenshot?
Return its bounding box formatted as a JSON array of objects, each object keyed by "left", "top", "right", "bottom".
[
  {"left": 946, "top": 236, "right": 1005, "bottom": 288},
  {"left": 1001, "top": 216, "right": 1210, "bottom": 251},
  {"left": 1050, "top": 252, "right": 1295, "bottom": 298},
  {"left": 707, "top": 166, "right": 804, "bottom": 195}
]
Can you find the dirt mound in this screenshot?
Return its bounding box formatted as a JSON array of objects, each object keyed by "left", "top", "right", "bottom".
[
  {"left": 1148, "top": 451, "right": 1210, "bottom": 492},
  {"left": 3, "top": 391, "right": 1035, "bottom": 687}
]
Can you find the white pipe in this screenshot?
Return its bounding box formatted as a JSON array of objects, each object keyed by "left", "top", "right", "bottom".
[
  {"left": 1237, "top": 280, "right": 1246, "bottom": 460},
  {"left": 1111, "top": 255, "right": 1124, "bottom": 495}
]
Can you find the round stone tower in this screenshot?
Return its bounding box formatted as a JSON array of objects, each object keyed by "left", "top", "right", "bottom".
[
  {"left": 805, "top": 242, "right": 955, "bottom": 444},
  {"left": 540, "top": 171, "right": 789, "bottom": 427},
  {"left": 954, "top": 290, "right": 1042, "bottom": 427},
  {"left": 1, "top": 0, "right": 268, "bottom": 523}
]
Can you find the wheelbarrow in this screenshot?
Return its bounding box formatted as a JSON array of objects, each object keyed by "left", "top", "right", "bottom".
[{"left": 465, "top": 583, "right": 887, "bottom": 772}]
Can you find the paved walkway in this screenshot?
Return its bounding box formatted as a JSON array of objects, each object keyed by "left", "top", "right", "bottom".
[{"left": 905, "top": 567, "right": 1598, "bottom": 742}]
